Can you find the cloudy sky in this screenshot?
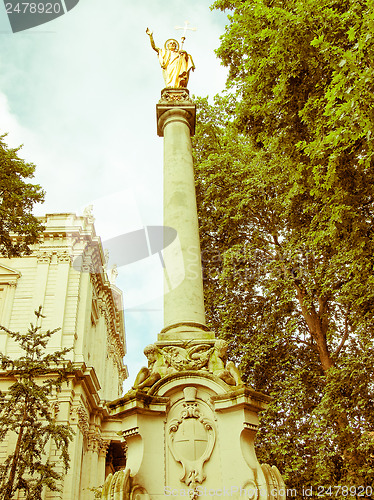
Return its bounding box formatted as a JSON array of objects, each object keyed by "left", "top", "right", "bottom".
[{"left": 0, "top": 0, "right": 229, "bottom": 391}]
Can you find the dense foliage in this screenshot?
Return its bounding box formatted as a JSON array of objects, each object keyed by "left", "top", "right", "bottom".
[
  {"left": 193, "top": 0, "right": 374, "bottom": 493},
  {"left": 0, "top": 308, "right": 73, "bottom": 499},
  {"left": 0, "top": 134, "right": 45, "bottom": 257}
]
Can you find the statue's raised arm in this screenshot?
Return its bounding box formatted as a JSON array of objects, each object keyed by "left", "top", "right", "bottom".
[
  {"left": 146, "top": 27, "right": 195, "bottom": 89},
  {"left": 146, "top": 27, "right": 159, "bottom": 53}
]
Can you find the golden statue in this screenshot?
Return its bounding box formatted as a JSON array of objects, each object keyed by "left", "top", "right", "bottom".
[{"left": 146, "top": 27, "right": 195, "bottom": 88}]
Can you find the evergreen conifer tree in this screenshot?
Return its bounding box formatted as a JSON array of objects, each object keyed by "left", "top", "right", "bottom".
[{"left": 0, "top": 308, "right": 74, "bottom": 499}]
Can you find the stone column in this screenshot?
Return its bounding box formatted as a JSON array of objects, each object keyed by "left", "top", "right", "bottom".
[
  {"left": 81, "top": 430, "right": 101, "bottom": 500},
  {"left": 156, "top": 89, "right": 213, "bottom": 342}
]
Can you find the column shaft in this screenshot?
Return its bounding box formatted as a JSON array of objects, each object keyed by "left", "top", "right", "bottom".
[{"left": 157, "top": 91, "right": 213, "bottom": 341}]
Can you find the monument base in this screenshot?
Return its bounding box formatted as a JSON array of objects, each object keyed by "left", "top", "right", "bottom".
[{"left": 103, "top": 372, "right": 285, "bottom": 500}]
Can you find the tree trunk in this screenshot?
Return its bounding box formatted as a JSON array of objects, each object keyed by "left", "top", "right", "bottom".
[
  {"left": 294, "top": 283, "right": 334, "bottom": 373},
  {"left": 4, "top": 405, "right": 28, "bottom": 498},
  {"left": 294, "top": 283, "right": 362, "bottom": 482}
]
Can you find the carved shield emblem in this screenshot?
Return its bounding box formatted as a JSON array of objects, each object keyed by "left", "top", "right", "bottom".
[
  {"left": 168, "top": 390, "right": 215, "bottom": 488},
  {"left": 174, "top": 418, "right": 209, "bottom": 461}
]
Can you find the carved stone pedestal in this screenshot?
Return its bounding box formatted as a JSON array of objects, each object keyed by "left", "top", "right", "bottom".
[{"left": 102, "top": 365, "right": 285, "bottom": 500}]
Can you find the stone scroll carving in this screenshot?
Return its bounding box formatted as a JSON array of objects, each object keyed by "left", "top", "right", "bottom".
[
  {"left": 101, "top": 469, "right": 151, "bottom": 500},
  {"left": 261, "top": 464, "right": 286, "bottom": 500},
  {"left": 132, "top": 339, "right": 243, "bottom": 391},
  {"left": 168, "top": 388, "right": 215, "bottom": 496},
  {"left": 101, "top": 468, "right": 130, "bottom": 500}
]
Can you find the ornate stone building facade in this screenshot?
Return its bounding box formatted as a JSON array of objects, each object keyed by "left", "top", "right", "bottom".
[{"left": 0, "top": 213, "right": 128, "bottom": 499}]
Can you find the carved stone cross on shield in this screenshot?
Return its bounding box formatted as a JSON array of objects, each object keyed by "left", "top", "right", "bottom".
[
  {"left": 174, "top": 418, "right": 209, "bottom": 462},
  {"left": 168, "top": 389, "right": 216, "bottom": 488}
]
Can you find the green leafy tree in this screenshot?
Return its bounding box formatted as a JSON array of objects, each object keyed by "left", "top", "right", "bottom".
[
  {"left": 192, "top": 0, "right": 374, "bottom": 491},
  {"left": 0, "top": 134, "right": 45, "bottom": 257},
  {"left": 0, "top": 308, "right": 74, "bottom": 499}
]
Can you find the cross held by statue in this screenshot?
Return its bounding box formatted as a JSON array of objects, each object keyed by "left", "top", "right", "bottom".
[{"left": 175, "top": 20, "right": 197, "bottom": 49}]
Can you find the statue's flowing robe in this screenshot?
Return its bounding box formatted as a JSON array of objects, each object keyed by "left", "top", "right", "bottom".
[{"left": 158, "top": 49, "right": 195, "bottom": 88}]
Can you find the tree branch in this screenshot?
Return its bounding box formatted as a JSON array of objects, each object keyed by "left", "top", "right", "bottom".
[{"left": 333, "top": 315, "right": 350, "bottom": 359}]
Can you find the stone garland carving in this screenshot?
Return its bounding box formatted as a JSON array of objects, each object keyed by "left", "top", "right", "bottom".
[
  {"left": 105, "top": 337, "right": 126, "bottom": 395},
  {"left": 70, "top": 404, "right": 89, "bottom": 438},
  {"left": 168, "top": 387, "right": 215, "bottom": 499},
  {"left": 163, "top": 344, "right": 213, "bottom": 371},
  {"left": 160, "top": 89, "right": 191, "bottom": 103},
  {"left": 89, "top": 275, "right": 124, "bottom": 356},
  {"left": 102, "top": 303, "right": 125, "bottom": 358},
  {"left": 107, "top": 337, "right": 125, "bottom": 379},
  {"left": 132, "top": 339, "right": 243, "bottom": 391}
]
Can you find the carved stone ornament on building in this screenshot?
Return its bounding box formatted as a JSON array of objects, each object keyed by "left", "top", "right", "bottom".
[
  {"left": 133, "top": 339, "right": 243, "bottom": 391},
  {"left": 70, "top": 404, "right": 89, "bottom": 438},
  {"left": 101, "top": 468, "right": 130, "bottom": 500},
  {"left": 99, "top": 440, "right": 111, "bottom": 458},
  {"left": 168, "top": 387, "right": 215, "bottom": 495},
  {"left": 36, "top": 252, "right": 52, "bottom": 264},
  {"left": 83, "top": 204, "right": 96, "bottom": 224},
  {"left": 87, "top": 429, "right": 104, "bottom": 453},
  {"left": 162, "top": 344, "right": 214, "bottom": 372},
  {"left": 57, "top": 251, "right": 72, "bottom": 263}
]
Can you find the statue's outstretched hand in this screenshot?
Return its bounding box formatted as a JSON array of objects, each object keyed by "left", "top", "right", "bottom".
[{"left": 146, "top": 27, "right": 153, "bottom": 36}]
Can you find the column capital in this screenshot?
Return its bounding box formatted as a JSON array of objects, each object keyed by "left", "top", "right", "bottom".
[{"left": 156, "top": 88, "right": 196, "bottom": 137}]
